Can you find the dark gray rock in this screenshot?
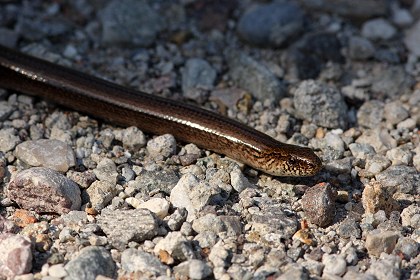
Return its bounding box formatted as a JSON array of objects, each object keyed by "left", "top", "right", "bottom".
[
  {"left": 64, "top": 246, "right": 116, "bottom": 280},
  {"left": 301, "top": 183, "right": 336, "bottom": 227},
  {"left": 237, "top": 2, "right": 304, "bottom": 47}
]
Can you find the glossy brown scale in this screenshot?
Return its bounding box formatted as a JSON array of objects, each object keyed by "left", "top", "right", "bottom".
[{"left": 0, "top": 45, "right": 322, "bottom": 176}]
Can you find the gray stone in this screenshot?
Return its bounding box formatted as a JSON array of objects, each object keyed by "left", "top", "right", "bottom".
[
  {"left": 314, "top": 132, "right": 345, "bottom": 162},
  {"left": 355, "top": 128, "right": 397, "bottom": 153},
  {"left": 237, "top": 2, "right": 304, "bottom": 47},
  {"left": 365, "top": 230, "right": 399, "bottom": 257},
  {"left": 121, "top": 248, "right": 168, "bottom": 277},
  {"left": 230, "top": 167, "right": 252, "bottom": 193},
  {"left": 366, "top": 253, "right": 401, "bottom": 280},
  {"left": 343, "top": 270, "right": 376, "bottom": 280},
  {"left": 154, "top": 232, "right": 195, "bottom": 262},
  {"left": 293, "top": 80, "right": 347, "bottom": 129},
  {"left": 383, "top": 101, "right": 409, "bottom": 125},
  {"left": 170, "top": 173, "right": 222, "bottom": 222},
  {"left": 401, "top": 205, "right": 420, "bottom": 228},
  {"left": 192, "top": 214, "right": 225, "bottom": 234},
  {"left": 348, "top": 143, "right": 376, "bottom": 160},
  {"left": 404, "top": 19, "right": 420, "bottom": 56},
  {"left": 100, "top": 0, "right": 164, "bottom": 47},
  {"left": 64, "top": 246, "right": 115, "bottom": 280},
  {"left": 364, "top": 155, "right": 391, "bottom": 176},
  {"left": 174, "top": 260, "right": 213, "bottom": 280},
  {"left": 208, "top": 240, "right": 231, "bottom": 268},
  {"left": 0, "top": 233, "right": 32, "bottom": 279},
  {"left": 194, "top": 231, "right": 218, "bottom": 249},
  {"left": 376, "top": 165, "right": 419, "bottom": 194},
  {"left": 394, "top": 237, "right": 419, "bottom": 260},
  {"left": 357, "top": 100, "right": 384, "bottom": 129},
  {"left": 0, "top": 128, "right": 20, "bottom": 152},
  {"left": 348, "top": 36, "right": 375, "bottom": 60},
  {"left": 228, "top": 51, "right": 286, "bottom": 101},
  {"left": 7, "top": 167, "right": 81, "bottom": 214},
  {"left": 361, "top": 18, "right": 396, "bottom": 40},
  {"left": 97, "top": 208, "right": 159, "bottom": 249},
  {"left": 385, "top": 147, "right": 412, "bottom": 166},
  {"left": 137, "top": 198, "right": 170, "bottom": 219},
  {"left": 133, "top": 169, "right": 179, "bottom": 196},
  {"left": 85, "top": 180, "right": 118, "bottom": 211},
  {"left": 93, "top": 158, "right": 118, "bottom": 184},
  {"left": 147, "top": 134, "right": 177, "bottom": 159},
  {"left": 167, "top": 208, "right": 188, "bottom": 231},
  {"left": 277, "top": 264, "right": 309, "bottom": 280},
  {"left": 116, "top": 126, "right": 146, "bottom": 151},
  {"left": 182, "top": 58, "right": 217, "bottom": 102},
  {"left": 0, "top": 101, "right": 14, "bottom": 121},
  {"left": 337, "top": 218, "right": 361, "bottom": 239},
  {"left": 322, "top": 254, "right": 347, "bottom": 276},
  {"left": 371, "top": 66, "right": 413, "bottom": 98}
]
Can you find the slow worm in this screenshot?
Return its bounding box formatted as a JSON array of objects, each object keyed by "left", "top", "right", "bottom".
[{"left": 0, "top": 45, "right": 322, "bottom": 176}]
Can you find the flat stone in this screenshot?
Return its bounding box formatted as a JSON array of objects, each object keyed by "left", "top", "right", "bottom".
[
  {"left": 365, "top": 230, "right": 399, "bottom": 257},
  {"left": 15, "top": 139, "right": 75, "bottom": 172},
  {"left": 7, "top": 167, "right": 81, "bottom": 214},
  {"left": 97, "top": 208, "right": 159, "bottom": 249},
  {"left": 85, "top": 180, "right": 118, "bottom": 211},
  {"left": 0, "top": 128, "right": 20, "bottom": 153},
  {"left": 121, "top": 248, "right": 168, "bottom": 277}
]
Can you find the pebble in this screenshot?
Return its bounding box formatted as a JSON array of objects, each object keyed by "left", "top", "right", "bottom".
[
  {"left": 400, "top": 204, "right": 420, "bottom": 228},
  {"left": 170, "top": 173, "right": 221, "bottom": 222},
  {"left": 301, "top": 183, "right": 336, "bottom": 227},
  {"left": 153, "top": 231, "right": 195, "bottom": 262},
  {"left": 100, "top": 0, "right": 164, "bottom": 47},
  {"left": 85, "top": 180, "right": 118, "bottom": 211},
  {"left": 93, "top": 158, "right": 118, "bottom": 184},
  {"left": 208, "top": 240, "right": 230, "bottom": 268},
  {"left": 174, "top": 259, "right": 213, "bottom": 280},
  {"left": 192, "top": 213, "right": 225, "bottom": 234},
  {"left": 348, "top": 36, "right": 375, "bottom": 60},
  {"left": 47, "top": 264, "right": 67, "bottom": 278},
  {"left": 322, "top": 254, "right": 347, "bottom": 276},
  {"left": 0, "top": 233, "right": 32, "bottom": 279},
  {"left": 364, "top": 155, "right": 391, "bottom": 176},
  {"left": 0, "top": 101, "right": 14, "bottom": 121},
  {"left": 361, "top": 18, "right": 397, "bottom": 40},
  {"left": 64, "top": 246, "right": 116, "bottom": 280},
  {"left": 293, "top": 80, "right": 348, "bottom": 128},
  {"left": 404, "top": 19, "right": 420, "bottom": 56},
  {"left": 0, "top": 128, "right": 20, "bottom": 152},
  {"left": 137, "top": 197, "right": 170, "bottom": 219},
  {"left": 194, "top": 231, "right": 218, "bottom": 249},
  {"left": 97, "top": 208, "right": 159, "bottom": 249},
  {"left": 362, "top": 180, "right": 398, "bottom": 215},
  {"left": 366, "top": 253, "right": 401, "bottom": 280},
  {"left": 356, "top": 100, "right": 384, "bottom": 129},
  {"left": 277, "top": 264, "right": 308, "bottom": 280},
  {"left": 371, "top": 66, "right": 414, "bottom": 99},
  {"left": 7, "top": 167, "right": 81, "bottom": 214},
  {"left": 355, "top": 127, "right": 397, "bottom": 153},
  {"left": 121, "top": 248, "right": 168, "bottom": 277},
  {"left": 167, "top": 208, "right": 188, "bottom": 231},
  {"left": 182, "top": 58, "right": 217, "bottom": 102},
  {"left": 365, "top": 230, "right": 399, "bottom": 257},
  {"left": 134, "top": 169, "right": 179, "bottom": 196},
  {"left": 383, "top": 101, "right": 409, "bottom": 125},
  {"left": 237, "top": 2, "right": 304, "bottom": 47},
  {"left": 337, "top": 217, "right": 361, "bottom": 239},
  {"left": 230, "top": 167, "right": 252, "bottom": 193},
  {"left": 147, "top": 134, "right": 177, "bottom": 159},
  {"left": 386, "top": 147, "right": 412, "bottom": 166},
  {"left": 115, "top": 126, "right": 146, "bottom": 151},
  {"left": 376, "top": 165, "right": 419, "bottom": 194},
  {"left": 228, "top": 51, "right": 286, "bottom": 101},
  {"left": 348, "top": 143, "right": 376, "bottom": 160}
]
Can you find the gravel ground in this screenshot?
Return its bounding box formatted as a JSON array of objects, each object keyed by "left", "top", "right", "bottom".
[{"left": 0, "top": 0, "right": 419, "bottom": 279}]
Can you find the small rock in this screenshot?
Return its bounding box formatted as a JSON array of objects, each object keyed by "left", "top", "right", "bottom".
[
  {"left": 371, "top": 66, "right": 413, "bottom": 99},
  {"left": 366, "top": 253, "right": 401, "bottom": 280},
  {"left": 404, "top": 19, "right": 420, "bottom": 56},
  {"left": 293, "top": 80, "right": 348, "bottom": 129},
  {"left": 147, "top": 134, "right": 177, "bottom": 159},
  {"left": 383, "top": 101, "right": 409, "bottom": 125},
  {"left": 277, "top": 264, "right": 309, "bottom": 280},
  {"left": 208, "top": 240, "right": 231, "bottom": 268},
  {"left": 364, "top": 155, "right": 391, "bottom": 176},
  {"left": 48, "top": 263, "right": 67, "bottom": 278},
  {"left": 182, "top": 58, "right": 217, "bottom": 102},
  {"left": 365, "top": 230, "right": 399, "bottom": 257},
  {"left": 121, "top": 248, "right": 168, "bottom": 277},
  {"left": 0, "top": 101, "right": 14, "bottom": 121},
  {"left": 15, "top": 139, "right": 75, "bottom": 172},
  {"left": 337, "top": 217, "right": 361, "bottom": 239},
  {"left": 93, "top": 158, "right": 118, "bottom": 184},
  {"left": 192, "top": 214, "right": 225, "bottom": 234},
  {"left": 154, "top": 231, "right": 195, "bottom": 262},
  {"left": 7, "top": 167, "right": 81, "bottom": 214},
  {"left": 348, "top": 36, "right": 375, "bottom": 60},
  {"left": 361, "top": 18, "right": 396, "bottom": 40},
  {"left": 174, "top": 259, "right": 213, "bottom": 280},
  {"left": 97, "top": 208, "right": 159, "bottom": 249},
  {"left": 137, "top": 197, "right": 170, "bottom": 219},
  {"left": 230, "top": 167, "right": 252, "bottom": 193},
  {"left": 194, "top": 231, "right": 218, "bottom": 249},
  {"left": 228, "top": 51, "right": 286, "bottom": 101},
  {"left": 348, "top": 143, "right": 376, "bottom": 160},
  {"left": 394, "top": 236, "right": 419, "bottom": 261},
  {"left": 100, "top": 0, "right": 164, "bottom": 47},
  {"left": 357, "top": 100, "right": 384, "bottom": 129},
  {"left": 64, "top": 246, "right": 116, "bottom": 280},
  {"left": 362, "top": 180, "right": 398, "bottom": 215},
  {"left": 133, "top": 169, "right": 179, "bottom": 196},
  {"left": 167, "top": 208, "right": 188, "bottom": 231},
  {"left": 301, "top": 183, "right": 336, "bottom": 227},
  {"left": 400, "top": 205, "right": 420, "bottom": 228},
  {"left": 0, "top": 233, "right": 32, "bottom": 279},
  {"left": 355, "top": 128, "right": 397, "bottom": 153},
  {"left": 85, "top": 180, "right": 118, "bottom": 211},
  {"left": 322, "top": 254, "right": 347, "bottom": 276},
  {"left": 0, "top": 128, "right": 20, "bottom": 153},
  {"left": 170, "top": 173, "right": 221, "bottom": 222},
  {"left": 117, "top": 126, "right": 146, "bottom": 151},
  {"left": 385, "top": 147, "right": 413, "bottom": 166},
  {"left": 376, "top": 165, "right": 419, "bottom": 194},
  {"left": 237, "top": 2, "right": 304, "bottom": 47}
]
